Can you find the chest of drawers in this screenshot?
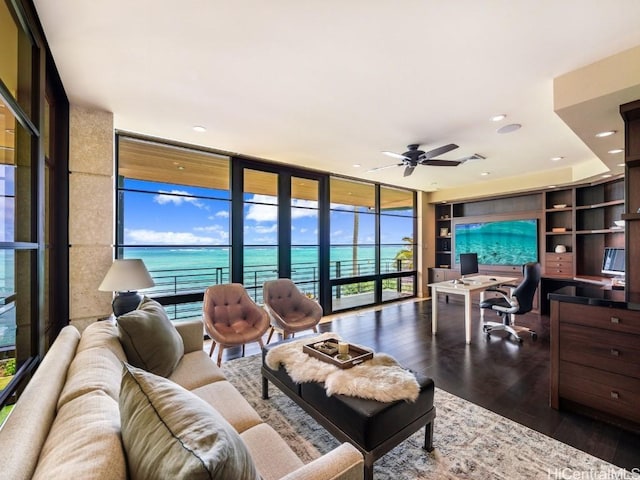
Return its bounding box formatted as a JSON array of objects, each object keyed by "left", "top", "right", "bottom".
[
  {"left": 545, "top": 252, "right": 574, "bottom": 277},
  {"left": 550, "top": 301, "right": 640, "bottom": 426}
]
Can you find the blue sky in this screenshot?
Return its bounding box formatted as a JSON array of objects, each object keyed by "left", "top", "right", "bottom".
[{"left": 122, "top": 179, "right": 413, "bottom": 246}]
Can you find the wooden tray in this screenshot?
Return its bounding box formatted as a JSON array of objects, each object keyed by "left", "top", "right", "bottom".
[{"left": 303, "top": 338, "right": 373, "bottom": 369}]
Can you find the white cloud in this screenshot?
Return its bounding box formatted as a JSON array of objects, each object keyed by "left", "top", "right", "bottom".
[
  {"left": 246, "top": 203, "right": 278, "bottom": 222},
  {"left": 292, "top": 208, "right": 317, "bottom": 219},
  {"left": 244, "top": 195, "right": 317, "bottom": 222},
  {"left": 193, "top": 225, "right": 229, "bottom": 245},
  {"left": 254, "top": 224, "right": 278, "bottom": 234},
  {"left": 299, "top": 228, "right": 308, "bottom": 233},
  {"left": 215, "top": 210, "right": 229, "bottom": 218},
  {"left": 331, "top": 229, "right": 343, "bottom": 238},
  {"left": 125, "top": 228, "right": 226, "bottom": 245},
  {"left": 153, "top": 190, "right": 207, "bottom": 209}
]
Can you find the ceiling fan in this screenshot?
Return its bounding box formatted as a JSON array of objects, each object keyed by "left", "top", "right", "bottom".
[{"left": 369, "top": 143, "right": 471, "bottom": 177}]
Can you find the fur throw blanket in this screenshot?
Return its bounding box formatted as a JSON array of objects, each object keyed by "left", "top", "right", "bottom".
[{"left": 265, "top": 333, "right": 420, "bottom": 402}]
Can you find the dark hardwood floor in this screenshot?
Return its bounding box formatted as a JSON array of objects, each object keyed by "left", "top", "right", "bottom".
[{"left": 217, "top": 298, "right": 640, "bottom": 471}]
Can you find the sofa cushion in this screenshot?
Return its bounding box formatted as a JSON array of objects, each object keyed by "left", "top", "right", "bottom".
[
  {"left": 58, "top": 320, "right": 126, "bottom": 407},
  {"left": 191, "top": 380, "right": 263, "bottom": 433},
  {"left": 117, "top": 297, "right": 184, "bottom": 377},
  {"left": 240, "top": 423, "right": 305, "bottom": 480},
  {"left": 33, "top": 389, "right": 126, "bottom": 480},
  {"left": 119, "top": 364, "right": 260, "bottom": 480},
  {"left": 169, "top": 349, "right": 226, "bottom": 390},
  {"left": 0, "top": 325, "right": 81, "bottom": 480}
]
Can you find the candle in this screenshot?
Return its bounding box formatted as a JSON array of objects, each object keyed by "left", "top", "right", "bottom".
[{"left": 338, "top": 342, "right": 349, "bottom": 354}]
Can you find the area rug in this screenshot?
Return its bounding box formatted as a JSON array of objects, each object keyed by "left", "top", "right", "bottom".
[{"left": 223, "top": 355, "right": 637, "bottom": 480}]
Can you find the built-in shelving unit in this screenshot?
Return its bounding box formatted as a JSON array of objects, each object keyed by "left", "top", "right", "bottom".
[
  {"left": 430, "top": 177, "right": 626, "bottom": 289},
  {"left": 621, "top": 99, "right": 640, "bottom": 300},
  {"left": 434, "top": 203, "right": 453, "bottom": 270},
  {"left": 574, "top": 178, "right": 625, "bottom": 278}
]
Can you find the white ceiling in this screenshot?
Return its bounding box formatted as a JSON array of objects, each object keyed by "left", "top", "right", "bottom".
[{"left": 34, "top": 0, "right": 640, "bottom": 197}]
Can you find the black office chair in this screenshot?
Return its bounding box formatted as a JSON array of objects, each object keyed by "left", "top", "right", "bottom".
[{"left": 479, "top": 262, "right": 540, "bottom": 343}]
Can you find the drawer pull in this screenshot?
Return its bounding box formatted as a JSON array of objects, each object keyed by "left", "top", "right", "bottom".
[
  {"left": 610, "top": 349, "right": 620, "bottom": 357},
  {"left": 611, "top": 317, "right": 620, "bottom": 324},
  {"left": 611, "top": 391, "right": 619, "bottom": 400}
]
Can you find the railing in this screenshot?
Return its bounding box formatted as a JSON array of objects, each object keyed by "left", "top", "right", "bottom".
[{"left": 143, "top": 257, "right": 413, "bottom": 320}]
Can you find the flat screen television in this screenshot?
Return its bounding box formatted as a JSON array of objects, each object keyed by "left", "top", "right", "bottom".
[
  {"left": 455, "top": 219, "right": 538, "bottom": 266},
  {"left": 601, "top": 247, "right": 625, "bottom": 276}
]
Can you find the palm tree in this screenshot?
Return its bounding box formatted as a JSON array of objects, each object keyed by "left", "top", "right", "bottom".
[{"left": 394, "top": 236, "right": 414, "bottom": 269}]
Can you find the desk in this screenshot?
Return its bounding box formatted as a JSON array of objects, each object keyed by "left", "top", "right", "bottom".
[{"left": 429, "top": 275, "right": 517, "bottom": 344}]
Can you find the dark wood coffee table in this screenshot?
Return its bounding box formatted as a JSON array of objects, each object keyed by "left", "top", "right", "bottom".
[{"left": 261, "top": 340, "right": 436, "bottom": 480}]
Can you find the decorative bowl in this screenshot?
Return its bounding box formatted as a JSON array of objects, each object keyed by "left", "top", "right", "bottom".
[
  {"left": 553, "top": 204, "right": 567, "bottom": 209},
  {"left": 614, "top": 220, "right": 625, "bottom": 227}
]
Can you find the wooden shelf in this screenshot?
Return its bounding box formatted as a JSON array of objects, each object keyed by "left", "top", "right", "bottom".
[
  {"left": 576, "top": 229, "right": 624, "bottom": 235},
  {"left": 622, "top": 213, "right": 640, "bottom": 220},
  {"left": 575, "top": 199, "right": 624, "bottom": 210},
  {"left": 545, "top": 206, "right": 572, "bottom": 212}
]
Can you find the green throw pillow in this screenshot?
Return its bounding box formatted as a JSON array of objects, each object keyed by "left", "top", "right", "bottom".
[
  {"left": 119, "top": 364, "right": 260, "bottom": 480},
  {"left": 117, "top": 297, "right": 184, "bottom": 377}
]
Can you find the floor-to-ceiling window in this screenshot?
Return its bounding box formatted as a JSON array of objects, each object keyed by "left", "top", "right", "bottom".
[
  {"left": 116, "top": 135, "right": 416, "bottom": 318},
  {"left": 0, "top": 0, "right": 69, "bottom": 412},
  {"left": 328, "top": 178, "right": 417, "bottom": 311},
  {"left": 241, "top": 169, "right": 279, "bottom": 300},
  {"left": 116, "top": 136, "right": 231, "bottom": 320}
]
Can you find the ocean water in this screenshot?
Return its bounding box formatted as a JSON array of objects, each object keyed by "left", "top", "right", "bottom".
[{"left": 122, "top": 245, "right": 410, "bottom": 295}]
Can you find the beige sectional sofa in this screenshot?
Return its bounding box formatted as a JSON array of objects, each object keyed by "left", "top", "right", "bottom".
[{"left": 0, "top": 315, "right": 363, "bottom": 479}]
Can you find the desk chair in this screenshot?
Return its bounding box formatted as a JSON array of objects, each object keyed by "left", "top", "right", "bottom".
[{"left": 479, "top": 262, "right": 540, "bottom": 343}]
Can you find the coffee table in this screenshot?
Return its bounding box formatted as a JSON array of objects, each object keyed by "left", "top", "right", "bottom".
[{"left": 261, "top": 339, "right": 436, "bottom": 480}]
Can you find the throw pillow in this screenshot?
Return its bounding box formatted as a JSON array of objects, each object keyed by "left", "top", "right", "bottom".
[
  {"left": 119, "top": 364, "right": 260, "bottom": 480},
  {"left": 117, "top": 297, "right": 184, "bottom": 377}
]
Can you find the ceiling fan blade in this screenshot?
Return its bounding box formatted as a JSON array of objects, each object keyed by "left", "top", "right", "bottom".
[
  {"left": 403, "top": 165, "right": 415, "bottom": 177},
  {"left": 422, "top": 159, "right": 462, "bottom": 167},
  {"left": 382, "top": 151, "right": 410, "bottom": 161},
  {"left": 367, "top": 163, "right": 403, "bottom": 172},
  {"left": 421, "top": 143, "right": 459, "bottom": 160}
]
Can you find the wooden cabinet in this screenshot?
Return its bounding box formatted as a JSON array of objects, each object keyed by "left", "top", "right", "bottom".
[{"left": 551, "top": 301, "right": 640, "bottom": 426}]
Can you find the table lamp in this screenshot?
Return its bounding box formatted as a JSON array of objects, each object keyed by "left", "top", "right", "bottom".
[{"left": 98, "top": 259, "right": 155, "bottom": 316}]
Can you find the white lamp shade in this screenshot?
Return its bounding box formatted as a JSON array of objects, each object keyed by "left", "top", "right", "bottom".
[{"left": 98, "top": 259, "right": 155, "bottom": 292}]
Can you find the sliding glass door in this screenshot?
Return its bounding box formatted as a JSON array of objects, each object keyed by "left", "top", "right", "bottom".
[{"left": 237, "top": 163, "right": 322, "bottom": 304}]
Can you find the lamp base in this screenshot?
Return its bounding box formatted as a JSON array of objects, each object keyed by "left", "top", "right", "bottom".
[{"left": 112, "top": 291, "right": 144, "bottom": 317}]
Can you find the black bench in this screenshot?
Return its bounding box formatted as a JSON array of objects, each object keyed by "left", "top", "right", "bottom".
[{"left": 261, "top": 340, "right": 436, "bottom": 480}]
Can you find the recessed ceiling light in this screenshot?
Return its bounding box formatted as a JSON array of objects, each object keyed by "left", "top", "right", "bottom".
[
  {"left": 352, "top": 164, "right": 361, "bottom": 168},
  {"left": 177, "top": 166, "right": 185, "bottom": 170},
  {"left": 551, "top": 156, "right": 563, "bottom": 161},
  {"left": 601, "top": 174, "right": 612, "bottom": 178},
  {"left": 617, "top": 163, "right": 625, "bottom": 167},
  {"left": 548, "top": 185, "right": 557, "bottom": 189},
  {"left": 608, "top": 148, "right": 624, "bottom": 154},
  {"left": 497, "top": 123, "right": 521, "bottom": 134},
  {"left": 595, "top": 130, "right": 616, "bottom": 138},
  {"left": 193, "top": 125, "right": 206, "bottom": 133},
  {"left": 480, "top": 172, "right": 490, "bottom": 176},
  {"left": 491, "top": 114, "right": 506, "bottom": 122}
]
